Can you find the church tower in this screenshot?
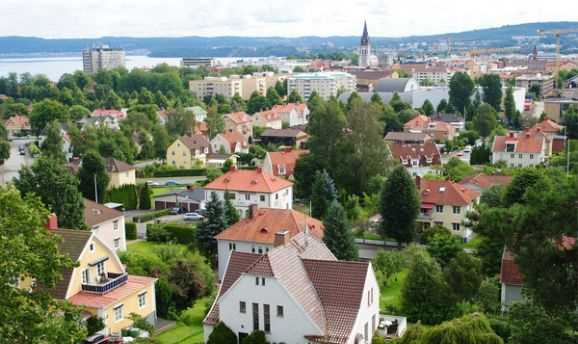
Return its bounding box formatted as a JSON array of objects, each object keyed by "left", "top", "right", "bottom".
[{"left": 358, "top": 21, "right": 371, "bottom": 68}]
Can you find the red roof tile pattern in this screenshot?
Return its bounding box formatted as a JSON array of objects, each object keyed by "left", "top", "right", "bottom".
[
  {"left": 225, "top": 112, "right": 252, "bottom": 124},
  {"left": 68, "top": 275, "right": 156, "bottom": 308},
  {"left": 245, "top": 254, "right": 275, "bottom": 276},
  {"left": 220, "top": 131, "right": 248, "bottom": 151},
  {"left": 205, "top": 168, "right": 293, "bottom": 193},
  {"left": 420, "top": 179, "right": 480, "bottom": 206},
  {"left": 178, "top": 134, "right": 210, "bottom": 151},
  {"left": 500, "top": 249, "right": 524, "bottom": 286},
  {"left": 91, "top": 109, "right": 126, "bottom": 119},
  {"left": 460, "top": 174, "right": 513, "bottom": 190},
  {"left": 255, "top": 109, "right": 281, "bottom": 122},
  {"left": 531, "top": 118, "right": 564, "bottom": 134},
  {"left": 404, "top": 115, "right": 430, "bottom": 130},
  {"left": 388, "top": 141, "right": 440, "bottom": 166},
  {"left": 267, "top": 149, "right": 308, "bottom": 177},
  {"left": 492, "top": 131, "right": 545, "bottom": 154},
  {"left": 270, "top": 103, "right": 308, "bottom": 115},
  {"left": 4, "top": 115, "right": 30, "bottom": 130},
  {"left": 216, "top": 208, "right": 323, "bottom": 244}
]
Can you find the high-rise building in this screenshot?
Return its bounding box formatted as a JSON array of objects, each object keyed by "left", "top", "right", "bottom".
[
  {"left": 82, "top": 45, "right": 125, "bottom": 74},
  {"left": 286, "top": 71, "right": 356, "bottom": 99},
  {"left": 359, "top": 21, "right": 371, "bottom": 68}
]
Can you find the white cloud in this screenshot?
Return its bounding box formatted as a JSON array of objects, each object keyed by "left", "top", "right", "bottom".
[{"left": 0, "top": 0, "right": 577, "bottom": 38}]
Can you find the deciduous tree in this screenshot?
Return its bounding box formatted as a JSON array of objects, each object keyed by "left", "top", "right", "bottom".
[
  {"left": 449, "top": 72, "right": 474, "bottom": 114},
  {"left": 78, "top": 151, "right": 110, "bottom": 203}
]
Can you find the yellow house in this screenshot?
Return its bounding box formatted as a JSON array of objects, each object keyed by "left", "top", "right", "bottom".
[
  {"left": 106, "top": 158, "right": 136, "bottom": 189},
  {"left": 166, "top": 135, "right": 210, "bottom": 168},
  {"left": 49, "top": 229, "right": 156, "bottom": 335}
]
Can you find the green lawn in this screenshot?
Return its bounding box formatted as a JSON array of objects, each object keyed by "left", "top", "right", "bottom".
[
  {"left": 151, "top": 186, "right": 186, "bottom": 197},
  {"left": 380, "top": 269, "right": 408, "bottom": 311},
  {"left": 154, "top": 298, "right": 210, "bottom": 344},
  {"left": 127, "top": 240, "right": 160, "bottom": 259}
]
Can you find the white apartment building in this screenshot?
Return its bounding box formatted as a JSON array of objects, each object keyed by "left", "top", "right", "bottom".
[
  {"left": 84, "top": 199, "right": 127, "bottom": 252},
  {"left": 82, "top": 46, "right": 125, "bottom": 74},
  {"left": 287, "top": 72, "right": 356, "bottom": 99},
  {"left": 204, "top": 167, "right": 293, "bottom": 218}
]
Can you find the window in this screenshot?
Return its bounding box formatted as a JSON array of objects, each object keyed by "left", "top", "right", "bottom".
[
  {"left": 372, "top": 315, "right": 376, "bottom": 332},
  {"left": 172, "top": 151, "right": 175, "bottom": 156},
  {"left": 275, "top": 193, "right": 279, "bottom": 200},
  {"left": 261, "top": 277, "right": 266, "bottom": 286},
  {"left": 530, "top": 154, "right": 534, "bottom": 159},
  {"left": 114, "top": 238, "right": 120, "bottom": 249},
  {"left": 138, "top": 292, "right": 147, "bottom": 308},
  {"left": 364, "top": 322, "right": 369, "bottom": 344},
  {"left": 510, "top": 154, "right": 515, "bottom": 158},
  {"left": 255, "top": 277, "right": 259, "bottom": 286},
  {"left": 519, "top": 154, "right": 523, "bottom": 158},
  {"left": 260, "top": 195, "right": 266, "bottom": 202},
  {"left": 114, "top": 304, "right": 124, "bottom": 322},
  {"left": 229, "top": 243, "right": 236, "bottom": 251},
  {"left": 453, "top": 206, "right": 461, "bottom": 214},
  {"left": 96, "top": 261, "right": 105, "bottom": 276},
  {"left": 452, "top": 223, "right": 460, "bottom": 231},
  {"left": 82, "top": 269, "right": 89, "bottom": 284},
  {"left": 264, "top": 304, "right": 271, "bottom": 333},
  {"left": 113, "top": 220, "right": 119, "bottom": 231},
  {"left": 244, "top": 193, "right": 250, "bottom": 201},
  {"left": 252, "top": 303, "right": 259, "bottom": 331},
  {"left": 277, "top": 305, "right": 284, "bottom": 318},
  {"left": 89, "top": 243, "right": 95, "bottom": 252},
  {"left": 240, "top": 301, "right": 246, "bottom": 314},
  {"left": 258, "top": 248, "right": 263, "bottom": 254},
  {"left": 435, "top": 205, "right": 444, "bottom": 213},
  {"left": 252, "top": 247, "right": 256, "bottom": 253}
]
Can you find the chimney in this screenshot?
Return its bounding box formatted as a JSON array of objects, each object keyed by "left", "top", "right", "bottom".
[
  {"left": 249, "top": 204, "right": 258, "bottom": 219},
  {"left": 46, "top": 213, "right": 58, "bottom": 230},
  {"left": 274, "top": 230, "right": 289, "bottom": 247},
  {"left": 415, "top": 176, "right": 421, "bottom": 190},
  {"left": 229, "top": 164, "right": 237, "bottom": 172}
]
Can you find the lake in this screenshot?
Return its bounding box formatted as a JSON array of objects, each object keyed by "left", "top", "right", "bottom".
[{"left": 0, "top": 55, "right": 183, "bottom": 81}]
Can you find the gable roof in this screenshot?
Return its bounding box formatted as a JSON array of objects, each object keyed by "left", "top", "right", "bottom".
[
  {"left": 270, "top": 103, "right": 308, "bottom": 114},
  {"left": 261, "top": 128, "right": 307, "bottom": 138},
  {"left": 420, "top": 179, "right": 480, "bottom": 206},
  {"left": 460, "top": 174, "right": 513, "bottom": 190},
  {"left": 3, "top": 115, "right": 30, "bottom": 129},
  {"left": 266, "top": 149, "right": 307, "bottom": 177},
  {"left": 205, "top": 168, "right": 293, "bottom": 193},
  {"left": 384, "top": 131, "right": 431, "bottom": 143},
  {"left": 219, "top": 131, "right": 248, "bottom": 150},
  {"left": 404, "top": 115, "right": 430, "bottom": 130},
  {"left": 500, "top": 249, "right": 524, "bottom": 286},
  {"left": 225, "top": 112, "right": 252, "bottom": 124},
  {"left": 388, "top": 141, "right": 440, "bottom": 161},
  {"left": 84, "top": 199, "right": 123, "bottom": 226},
  {"left": 530, "top": 118, "right": 564, "bottom": 134},
  {"left": 492, "top": 131, "right": 546, "bottom": 154},
  {"left": 255, "top": 109, "right": 282, "bottom": 122},
  {"left": 68, "top": 275, "right": 156, "bottom": 309},
  {"left": 215, "top": 208, "right": 324, "bottom": 244},
  {"left": 178, "top": 134, "right": 210, "bottom": 151},
  {"left": 105, "top": 158, "right": 134, "bottom": 173}
]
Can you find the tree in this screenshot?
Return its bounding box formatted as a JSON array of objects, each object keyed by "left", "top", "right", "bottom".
[
  {"left": 242, "top": 330, "right": 267, "bottom": 344},
  {"left": 503, "top": 86, "right": 517, "bottom": 126},
  {"left": 287, "top": 89, "right": 302, "bottom": 103},
  {"left": 479, "top": 74, "right": 503, "bottom": 111},
  {"left": 323, "top": 201, "right": 358, "bottom": 260},
  {"left": 266, "top": 87, "right": 282, "bottom": 107},
  {"left": 196, "top": 193, "right": 226, "bottom": 256},
  {"left": 421, "top": 100, "right": 434, "bottom": 116},
  {"left": 407, "top": 313, "right": 504, "bottom": 344},
  {"left": 78, "top": 151, "right": 110, "bottom": 203},
  {"left": 477, "top": 277, "right": 501, "bottom": 315},
  {"left": 167, "top": 259, "right": 209, "bottom": 310},
  {"left": 30, "top": 99, "right": 68, "bottom": 134},
  {"left": 223, "top": 192, "right": 240, "bottom": 226},
  {"left": 379, "top": 166, "right": 420, "bottom": 245},
  {"left": 470, "top": 145, "right": 491, "bottom": 165},
  {"left": 207, "top": 322, "right": 237, "bottom": 344},
  {"left": 68, "top": 105, "right": 90, "bottom": 121},
  {"left": 401, "top": 253, "right": 456, "bottom": 325},
  {"left": 503, "top": 168, "right": 542, "bottom": 205},
  {"left": 15, "top": 156, "right": 85, "bottom": 229},
  {"left": 206, "top": 107, "right": 224, "bottom": 139},
  {"left": 509, "top": 303, "right": 574, "bottom": 344},
  {"left": 449, "top": 72, "right": 474, "bottom": 114},
  {"left": 0, "top": 140, "right": 9, "bottom": 166},
  {"left": 372, "top": 250, "right": 406, "bottom": 289},
  {"left": 390, "top": 92, "right": 411, "bottom": 112},
  {"left": 139, "top": 183, "right": 151, "bottom": 210},
  {"left": 310, "top": 170, "right": 337, "bottom": 219},
  {"left": 274, "top": 80, "right": 287, "bottom": 97},
  {"left": 436, "top": 99, "right": 448, "bottom": 113},
  {"left": 0, "top": 186, "right": 87, "bottom": 343},
  {"left": 444, "top": 251, "right": 482, "bottom": 301},
  {"left": 562, "top": 106, "right": 578, "bottom": 139},
  {"left": 41, "top": 120, "right": 66, "bottom": 161},
  {"left": 247, "top": 91, "right": 268, "bottom": 114},
  {"left": 86, "top": 316, "right": 105, "bottom": 336},
  {"left": 424, "top": 226, "right": 463, "bottom": 266},
  {"left": 473, "top": 103, "right": 498, "bottom": 138},
  {"left": 442, "top": 157, "right": 474, "bottom": 182}
]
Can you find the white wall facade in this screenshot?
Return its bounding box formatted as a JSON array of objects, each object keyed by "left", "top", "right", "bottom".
[
  {"left": 347, "top": 265, "right": 380, "bottom": 344},
  {"left": 217, "top": 240, "right": 274, "bottom": 280},
  {"left": 90, "top": 215, "right": 127, "bottom": 252},
  {"left": 205, "top": 187, "right": 293, "bottom": 217},
  {"left": 491, "top": 151, "right": 545, "bottom": 168}
]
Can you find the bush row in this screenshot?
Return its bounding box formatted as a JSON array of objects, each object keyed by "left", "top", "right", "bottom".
[
  {"left": 133, "top": 209, "right": 170, "bottom": 223},
  {"left": 125, "top": 222, "right": 137, "bottom": 240},
  {"left": 153, "top": 168, "right": 206, "bottom": 177},
  {"left": 147, "top": 223, "right": 197, "bottom": 246}
]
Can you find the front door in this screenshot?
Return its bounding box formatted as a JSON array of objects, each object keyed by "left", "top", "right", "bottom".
[{"left": 238, "top": 332, "right": 248, "bottom": 344}]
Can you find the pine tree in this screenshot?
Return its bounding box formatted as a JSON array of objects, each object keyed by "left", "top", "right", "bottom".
[
  {"left": 266, "top": 87, "right": 282, "bottom": 107},
  {"left": 139, "top": 183, "right": 151, "bottom": 210},
  {"left": 379, "top": 166, "right": 420, "bottom": 245},
  {"left": 223, "top": 191, "right": 240, "bottom": 226},
  {"left": 436, "top": 99, "right": 448, "bottom": 113},
  {"left": 310, "top": 170, "right": 337, "bottom": 219},
  {"left": 323, "top": 201, "right": 358, "bottom": 260},
  {"left": 196, "top": 193, "right": 226, "bottom": 256}
]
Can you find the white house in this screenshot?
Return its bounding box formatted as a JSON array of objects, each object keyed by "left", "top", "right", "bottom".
[
  {"left": 203, "top": 232, "right": 381, "bottom": 344},
  {"left": 84, "top": 198, "right": 127, "bottom": 251},
  {"left": 491, "top": 130, "right": 548, "bottom": 168},
  {"left": 269, "top": 103, "right": 310, "bottom": 127},
  {"left": 215, "top": 206, "right": 324, "bottom": 279},
  {"left": 500, "top": 248, "right": 524, "bottom": 311},
  {"left": 211, "top": 131, "right": 249, "bottom": 154},
  {"left": 204, "top": 167, "right": 293, "bottom": 218}
]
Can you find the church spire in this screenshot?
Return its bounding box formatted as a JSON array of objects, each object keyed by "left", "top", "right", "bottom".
[{"left": 360, "top": 20, "right": 369, "bottom": 46}]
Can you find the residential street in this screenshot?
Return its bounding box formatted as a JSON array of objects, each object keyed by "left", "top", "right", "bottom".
[{"left": 0, "top": 138, "right": 35, "bottom": 185}]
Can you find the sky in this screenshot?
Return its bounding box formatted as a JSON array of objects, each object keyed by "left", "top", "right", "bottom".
[{"left": 2, "top": 0, "right": 578, "bottom": 38}]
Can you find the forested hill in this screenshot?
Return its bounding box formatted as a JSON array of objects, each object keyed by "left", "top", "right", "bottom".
[{"left": 0, "top": 21, "right": 577, "bottom": 57}]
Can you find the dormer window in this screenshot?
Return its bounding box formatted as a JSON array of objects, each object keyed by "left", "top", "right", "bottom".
[{"left": 506, "top": 143, "right": 516, "bottom": 152}]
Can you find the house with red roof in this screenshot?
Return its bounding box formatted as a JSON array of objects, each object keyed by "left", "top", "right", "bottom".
[
  {"left": 459, "top": 174, "right": 513, "bottom": 193},
  {"left": 3, "top": 115, "right": 30, "bottom": 136},
  {"left": 416, "top": 177, "right": 480, "bottom": 240},
  {"left": 403, "top": 114, "right": 456, "bottom": 141},
  {"left": 224, "top": 111, "right": 253, "bottom": 139},
  {"left": 262, "top": 149, "right": 307, "bottom": 180},
  {"left": 388, "top": 141, "right": 441, "bottom": 177},
  {"left": 211, "top": 130, "right": 249, "bottom": 154},
  {"left": 491, "top": 130, "right": 549, "bottom": 167},
  {"left": 500, "top": 248, "right": 524, "bottom": 310},
  {"left": 253, "top": 109, "right": 283, "bottom": 129},
  {"left": 203, "top": 232, "right": 387, "bottom": 344},
  {"left": 215, "top": 205, "right": 324, "bottom": 279},
  {"left": 204, "top": 167, "right": 293, "bottom": 217},
  {"left": 91, "top": 108, "right": 127, "bottom": 120},
  {"left": 529, "top": 118, "right": 566, "bottom": 153},
  {"left": 270, "top": 103, "right": 310, "bottom": 127}
]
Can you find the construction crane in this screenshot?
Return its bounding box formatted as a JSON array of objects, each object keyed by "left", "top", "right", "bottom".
[{"left": 537, "top": 28, "right": 578, "bottom": 74}]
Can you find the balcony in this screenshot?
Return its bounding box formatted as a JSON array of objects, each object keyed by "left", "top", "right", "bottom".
[
  {"left": 417, "top": 211, "right": 433, "bottom": 222},
  {"left": 81, "top": 272, "right": 128, "bottom": 295}
]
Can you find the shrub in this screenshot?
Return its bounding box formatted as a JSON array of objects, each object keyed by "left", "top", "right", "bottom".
[
  {"left": 207, "top": 322, "right": 237, "bottom": 344},
  {"left": 129, "top": 313, "right": 155, "bottom": 335},
  {"left": 147, "top": 224, "right": 171, "bottom": 242},
  {"left": 125, "top": 222, "right": 137, "bottom": 240},
  {"left": 133, "top": 209, "right": 170, "bottom": 223},
  {"left": 242, "top": 330, "right": 267, "bottom": 344},
  {"left": 86, "top": 315, "right": 105, "bottom": 336},
  {"left": 136, "top": 163, "right": 207, "bottom": 178},
  {"left": 146, "top": 224, "right": 197, "bottom": 246}
]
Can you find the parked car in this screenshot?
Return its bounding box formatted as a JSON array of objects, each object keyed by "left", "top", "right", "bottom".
[
  {"left": 83, "top": 334, "right": 108, "bottom": 344},
  {"left": 18, "top": 145, "right": 26, "bottom": 156},
  {"left": 165, "top": 180, "right": 181, "bottom": 186},
  {"left": 146, "top": 180, "right": 161, "bottom": 186},
  {"left": 169, "top": 207, "right": 183, "bottom": 215},
  {"left": 184, "top": 212, "right": 204, "bottom": 221}
]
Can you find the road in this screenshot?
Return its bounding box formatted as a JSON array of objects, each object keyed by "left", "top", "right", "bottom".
[
  {"left": 137, "top": 176, "right": 207, "bottom": 186},
  {"left": 0, "top": 138, "right": 35, "bottom": 185}
]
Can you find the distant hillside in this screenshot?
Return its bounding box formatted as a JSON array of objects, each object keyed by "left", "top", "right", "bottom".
[{"left": 0, "top": 21, "right": 577, "bottom": 58}]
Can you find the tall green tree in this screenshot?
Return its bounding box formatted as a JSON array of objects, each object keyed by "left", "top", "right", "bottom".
[
  {"left": 78, "top": 151, "right": 109, "bottom": 203},
  {"left": 436, "top": 99, "right": 448, "bottom": 113},
  {"left": 247, "top": 91, "right": 268, "bottom": 114},
  {"left": 287, "top": 89, "right": 303, "bottom": 103},
  {"left": 322, "top": 201, "right": 358, "bottom": 260},
  {"left": 503, "top": 86, "right": 517, "bottom": 126},
  {"left": 223, "top": 192, "right": 240, "bottom": 226},
  {"left": 15, "top": 156, "right": 85, "bottom": 229},
  {"left": 379, "top": 166, "right": 420, "bottom": 245},
  {"left": 444, "top": 251, "right": 482, "bottom": 301},
  {"left": 138, "top": 183, "right": 151, "bottom": 210},
  {"left": 41, "top": 120, "right": 66, "bottom": 161},
  {"left": 196, "top": 193, "right": 226, "bottom": 256},
  {"left": 563, "top": 106, "right": 578, "bottom": 139},
  {"left": 421, "top": 99, "right": 434, "bottom": 116},
  {"left": 479, "top": 74, "right": 503, "bottom": 111},
  {"left": 30, "top": 99, "right": 68, "bottom": 134},
  {"left": 310, "top": 170, "right": 337, "bottom": 219},
  {"left": 449, "top": 72, "right": 475, "bottom": 114},
  {"left": 425, "top": 226, "right": 463, "bottom": 266},
  {"left": 473, "top": 103, "right": 498, "bottom": 138},
  {"left": 266, "top": 87, "right": 282, "bottom": 107},
  {"left": 307, "top": 98, "right": 346, "bottom": 171},
  {"left": 206, "top": 106, "right": 224, "bottom": 139},
  {"left": 0, "top": 186, "right": 87, "bottom": 343}
]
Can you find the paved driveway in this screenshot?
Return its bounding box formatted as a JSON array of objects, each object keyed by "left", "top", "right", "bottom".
[{"left": 0, "top": 138, "right": 35, "bottom": 184}]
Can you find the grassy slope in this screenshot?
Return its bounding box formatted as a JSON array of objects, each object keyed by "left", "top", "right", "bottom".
[
  {"left": 154, "top": 298, "right": 210, "bottom": 344},
  {"left": 380, "top": 269, "right": 408, "bottom": 311}
]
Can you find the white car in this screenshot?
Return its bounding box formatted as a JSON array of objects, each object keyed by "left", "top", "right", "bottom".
[
  {"left": 183, "top": 212, "right": 204, "bottom": 221},
  {"left": 146, "top": 180, "right": 161, "bottom": 186}
]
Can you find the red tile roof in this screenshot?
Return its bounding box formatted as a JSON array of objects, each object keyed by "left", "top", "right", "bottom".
[
  {"left": 220, "top": 131, "right": 248, "bottom": 151},
  {"left": 225, "top": 112, "right": 252, "bottom": 124},
  {"left": 388, "top": 141, "right": 440, "bottom": 164},
  {"left": 267, "top": 149, "right": 308, "bottom": 177},
  {"left": 205, "top": 168, "right": 293, "bottom": 193},
  {"left": 91, "top": 109, "right": 126, "bottom": 119},
  {"left": 255, "top": 109, "right": 281, "bottom": 122},
  {"left": 105, "top": 158, "right": 134, "bottom": 173},
  {"left": 460, "top": 174, "right": 513, "bottom": 190},
  {"left": 420, "top": 179, "right": 480, "bottom": 206},
  {"left": 500, "top": 249, "right": 524, "bottom": 286},
  {"left": 84, "top": 199, "right": 123, "bottom": 226},
  {"left": 492, "top": 131, "right": 545, "bottom": 154},
  {"left": 4, "top": 115, "right": 30, "bottom": 130},
  {"left": 531, "top": 118, "right": 563, "bottom": 134},
  {"left": 68, "top": 275, "right": 156, "bottom": 309},
  {"left": 215, "top": 208, "right": 324, "bottom": 244},
  {"left": 270, "top": 103, "right": 308, "bottom": 114},
  {"left": 404, "top": 115, "right": 430, "bottom": 130}
]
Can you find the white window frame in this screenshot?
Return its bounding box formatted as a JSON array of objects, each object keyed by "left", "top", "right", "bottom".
[
  {"left": 113, "top": 304, "right": 124, "bottom": 322},
  {"left": 114, "top": 238, "right": 120, "bottom": 249},
  {"left": 138, "top": 292, "right": 147, "bottom": 309},
  {"left": 113, "top": 220, "right": 119, "bottom": 231}
]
